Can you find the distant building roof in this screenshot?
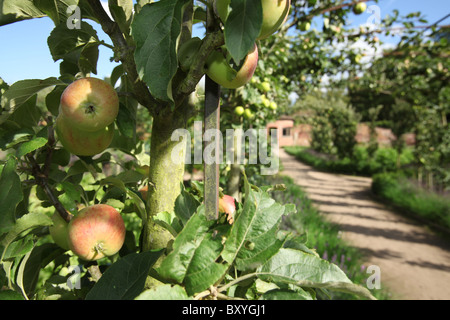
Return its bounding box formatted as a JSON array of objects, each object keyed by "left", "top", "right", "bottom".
[{"left": 278, "top": 115, "right": 295, "bottom": 121}]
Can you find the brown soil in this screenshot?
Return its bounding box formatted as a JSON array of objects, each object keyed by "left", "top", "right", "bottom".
[{"left": 279, "top": 148, "right": 450, "bottom": 300}]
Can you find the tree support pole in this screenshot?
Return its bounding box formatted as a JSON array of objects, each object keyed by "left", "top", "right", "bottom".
[{"left": 204, "top": 0, "right": 221, "bottom": 221}]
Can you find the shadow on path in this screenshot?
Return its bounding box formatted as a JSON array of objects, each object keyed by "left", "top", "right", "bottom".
[{"left": 279, "top": 148, "right": 450, "bottom": 300}]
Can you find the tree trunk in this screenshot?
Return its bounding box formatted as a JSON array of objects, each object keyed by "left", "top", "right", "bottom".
[
  {"left": 142, "top": 110, "right": 188, "bottom": 252},
  {"left": 227, "top": 163, "right": 241, "bottom": 201}
]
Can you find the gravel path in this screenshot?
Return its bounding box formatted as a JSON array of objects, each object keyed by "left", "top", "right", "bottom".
[{"left": 279, "top": 148, "right": 450, "bottom": 300}]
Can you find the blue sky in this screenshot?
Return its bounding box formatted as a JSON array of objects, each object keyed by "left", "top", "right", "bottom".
[{"left": 0, "top": 0, "right": 449, "bottom": 85}]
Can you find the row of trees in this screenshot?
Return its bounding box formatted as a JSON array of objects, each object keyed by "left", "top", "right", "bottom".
[{"left": 284, "top": 10, "right": 449, "bottom": 191}]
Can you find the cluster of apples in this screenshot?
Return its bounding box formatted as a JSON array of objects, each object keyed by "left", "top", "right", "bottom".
[
  {"left": 50, "top": 78, "right": 125, "bottom": 261},
  {"left": 55, "top": 77, "right": 119, "bottom": 156},
  {"left": 204, "top": 0, "right": 291, "bottom": 90}
]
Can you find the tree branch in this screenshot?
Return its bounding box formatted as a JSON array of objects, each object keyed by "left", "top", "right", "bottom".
[
  {"left": 288, "top": 0, "right": 371, "bottom": 29},
  {"left": 173, "top": 30, "right": 224, "bottom": 107},
  {"left": 87, "top": 0, "right": 165, "bottom": 116},
  {"left": 26, "top": 153, "right": 72, "bottom": 223}
]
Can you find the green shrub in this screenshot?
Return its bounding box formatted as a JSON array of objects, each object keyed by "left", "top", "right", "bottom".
[
  {"left": 372, "top": 172, "right": 450, "bottom": 231},
  {"left": 285, "top": 146, "right": 414, "bottom": 177}
]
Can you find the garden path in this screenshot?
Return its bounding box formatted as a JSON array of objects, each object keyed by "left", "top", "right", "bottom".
[{"left": 279, "top": 148, "right": 450, "bottom": 300}]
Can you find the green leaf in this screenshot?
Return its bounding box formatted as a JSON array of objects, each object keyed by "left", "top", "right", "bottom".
[
  {"left": 0, "top": 290, "right": 25, "bottom": 300},
  {"left": 7, "top": 95, "right": 41, "bottom": 129},
  {"left": 183, "top": 231, "right": 228, "bottom": 296},
  {"left": 34, "top": 0, "right": 79, "bottom": 25},
  {"left": 57, "top": 181, "right": 81, "bottom": 214},
  {"left": 0, "top": 0, "right": 45, "bottom": 26},
  {"left": 135, "top": 284, "right": 191, "bottom": 300},
  {"left": 154, "top": 211, "right": 182, "bottom": 236},
  {"left": 257, "top": 248, "right": 376, "bottom": 300},
  {"left": 0, "top": 78, "right": 64, "bottom": 124},
  {"left": 22, "top": 243, "right": 66, "bottom": 296},
  {"left": 261, "top": 288, "right": 314, "bottom": 300},
  {"left": 157, "top": 206, "right": 228, "bottom": 295},
  {"left": 116, "top": 102, "right": 136, "bottom": 139},
  {"left": 16, "top": 137, "right": 48, "bottom": 158},
  {"left": 78, "top": 42, "right": 100, "bottom": 75},
  {"left": 109, "top": 0, "right": 134, "bottom": 34},
  {"left": 221, "top": 175, "right": 288, "bottom": 271},
  {"left": 0, "top": 157, "right": 23, "bottom": 236},
  {"left": 110, "top": 64, "right": 124, "bottom": 88},
  {"left": 0, "top": 124, "right": 32, "bottom": 150},
  {"left": 16, "top": 247, "right": 34, "bottom": 299},
  {"left": 174, "top": 188, "right": 201, "bottom": 226},
  {"left": 47, "top": 21, "right": 98, "bottom": 60},
  {"left": 131, "top": 0, "right": 189, "bottom": 103},
  {"left": 225, "top": 0, "right": 262, "bottom": 64},
  {"left": 85, "top": 250, "right": 164, "bottom": 300},
  {"left": 47, "top": 21, "right": 99, "bottom": 64},
  {"left": 100, "top": 176, "right": 147, "bottom": 220},
  {"left": 45, "top": 85, "right": 66, "bottom": 116},
  {"left": 0, "top": 212, "right": 52, "bottom": 262},
  {"left": 2, "top": 236, "right": 34, "bottom": 260}
]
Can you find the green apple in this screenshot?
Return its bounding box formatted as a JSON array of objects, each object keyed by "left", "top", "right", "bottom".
[
  {"left": 300, "top": 21, "right": 311, "bottom": 31},
  {"left": 258, "top": 0, "right": 291, "bottom": 39},
  {"left": 55, "top": 115, "right": 114, "bottom": 156},
  {"left": 353, "top": 54, "right": 362, "bottom": 64},
  {"left": 261, "top": 95, "right": 271, "bottom": 107},
  {"left": 59, "top": 77, "right": 119, "bottom": 132},
  {"left": 260, "top": 81, "right": 271, "bottom": 92},
  {"left": 243, "top": 109, "right": 254, "bottom": 120},
  {"left": 67, "top": 204, "right": 126, "bottom": 261},
  {"left": 353, "top": 2, "right": 367, "bottom": 15},
  {"left": 234, "top": 106, "right": 245, "bottom": 116},
  {"left": 269, "top": 101, "right": 277, "bottom": 110},
  {"left": 215, "top": 0, "right": 291, "bottom": 40},
  {"left": 49, "top": 212, "right": 70, "bottom": 250},
  {"left": 205, "top": 44, "right": 258, "bottom": 89}
]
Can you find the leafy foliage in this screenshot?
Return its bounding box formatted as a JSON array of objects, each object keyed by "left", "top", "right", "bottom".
[{"left": 2, "top": 0, "right": 437, "bottom": 301}]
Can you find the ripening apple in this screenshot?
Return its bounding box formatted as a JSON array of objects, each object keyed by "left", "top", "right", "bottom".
[
  {"left": 59, "top": 77, "right": 119, "bottom": 132},
  {"left": 139, "top": 185, "right": 148, "bottom": 200},
  {"left": 205, "top": 44, "right": 258, "bottom": 89},
  {"left": 353, "top": 2, "right": 367, "bottom": 15},
  {"left": 67, "top": 204, "right": 126, "bottom": 261},
  {"left": 49, "top": 212, "right": 71, "bottom": 250},
  {"left": 214, "top": 0, "right": 291, "bottom": 40},
  {"left": 55, "top": 115, "right": 114, "bottom": 156},
  {"left": 269, "top": 101, "right": 278, "bottom": 110},
  {"left": 219, "top": 195, "right": 236, "bottom": 224},
  {"left": 234, "top": 106, "right": 245, "bottom": 116}
]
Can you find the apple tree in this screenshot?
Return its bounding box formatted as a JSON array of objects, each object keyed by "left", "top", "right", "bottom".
[
  {"left": 347, "top": 17, "right": 450, "bottom": 190},
  {"left": 0, "top": 0, "right": 376, "bottom": 300}
]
